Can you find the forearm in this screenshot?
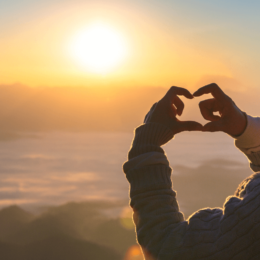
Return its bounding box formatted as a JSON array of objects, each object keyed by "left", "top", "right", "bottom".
[
  {"left": 126, "top": 164, "right": 185, "bottom": 259},
  {"left": 123, "top": 123, "right": 186, "bottom": 259}
]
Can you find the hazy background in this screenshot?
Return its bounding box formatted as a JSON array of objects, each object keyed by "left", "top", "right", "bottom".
[{"left": 1, "top": 0, "right": 260, "bottom": 259}]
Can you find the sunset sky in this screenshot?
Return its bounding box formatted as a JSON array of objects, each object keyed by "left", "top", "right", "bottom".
[
  {"left": 1, "top": 4, "right": 260, "bottom": 258},
  {"left": 1, "top": 0, "right": 260, "bottom": 89}
]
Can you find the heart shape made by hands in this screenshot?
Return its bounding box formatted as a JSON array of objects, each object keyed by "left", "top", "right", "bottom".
[
  {"left": 176, "top": 94, "right": 213, "bottom": 126},
  {"left": 178, "top": 83, "right": 247, "bottom": 136},
  {"left": 145, "top": 84, "right": 246, "bottom": 136}
]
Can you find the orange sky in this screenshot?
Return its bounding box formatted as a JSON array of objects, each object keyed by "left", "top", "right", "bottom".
[{"left": 1, "top": 1, "right": 260, "bottom": 89}]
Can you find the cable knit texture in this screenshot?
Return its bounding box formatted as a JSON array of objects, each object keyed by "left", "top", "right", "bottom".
[
  {"left": 123, "top": 152, "right": 169, "bottom": 173},
  {"left": 128, "top": 123, "right": 174, "bottom": 159},
  {"left": 123, "top": 122, "right": 260, "bottom": 260}
]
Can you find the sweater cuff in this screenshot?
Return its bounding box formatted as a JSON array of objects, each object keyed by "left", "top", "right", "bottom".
[
  {"left": 123, "top": 152, "right": 169, "bottom": 173},
  {"left": 132, "top": 123, "right": 174, "bottom": 146},
  {"left": 128, "top": 123, "right": 174, "bottom": 159},
  {"left": 125, "top": 164, "right": 172, "bottom": 197},
  {"left": 235, "top": 114, "right": 260, "bottom": 154},
  {"left": 246, "top": 151, "right": 260, "bottom": 172}
]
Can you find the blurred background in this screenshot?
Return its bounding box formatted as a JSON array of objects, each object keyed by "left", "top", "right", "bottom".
[{"left": 1, "top": 0, "right": 260, "bottom": 259}]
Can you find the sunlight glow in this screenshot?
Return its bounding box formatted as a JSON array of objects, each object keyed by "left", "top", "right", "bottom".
[
  {"left": 70, "top": 22, "right": 128, "bottom": 73},
  {"left": 124, "top": 245, "right": 143, "bottom": 260},
  {"left": 120, "top": 206, "right": 135, "bottom": 230}
]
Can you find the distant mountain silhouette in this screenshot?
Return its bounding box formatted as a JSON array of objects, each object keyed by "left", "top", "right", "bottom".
[
  {"left": 172, "top": 159, "right": 251, "bottom": 218},
  {"left": 0, "top": 202, "right": 137, "bottom": 260},
  {"left": 0, "top": 159, "right": 251, "bottom": 259},
  {"left": 0, "top": 205, "right": 34, "bottom": 242},
  {"left": 0, "top": 235, "right": 121, "bottom": 260}
]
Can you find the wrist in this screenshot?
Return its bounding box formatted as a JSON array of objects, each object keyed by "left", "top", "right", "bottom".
[
  {"left": 132, "top": 123, "right": 174, "bottom": 147},
  {"left": 235, "top": 114, "right": 260, "bottom": 152},
  {"left": 230, "top": 112, "right": 248, "bottom": 137},
  {"left": 128, "top": 123, "right": 174, "bottom": 159}
]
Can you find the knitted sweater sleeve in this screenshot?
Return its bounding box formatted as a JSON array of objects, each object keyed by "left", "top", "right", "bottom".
[
  {"left": 123, "top": 120, "right": 260, "bottom": 260},
  {"left": 235, "top": 115, "right": 260, "bottom": 172}
]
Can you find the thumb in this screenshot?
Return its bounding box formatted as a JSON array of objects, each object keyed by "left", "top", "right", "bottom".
[
  {"left": 177, "top": 121, "right": 203, "bottom": 133},
  {"left": 203, "top": 121, "right": 224, "bottom": 132}
]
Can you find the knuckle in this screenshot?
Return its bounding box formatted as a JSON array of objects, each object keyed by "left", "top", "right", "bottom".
[
  {"left": 211, "top": 83, "right": 219, "bottom": 88},
  {"left": 223, "top": 96, "right": 233, "bottom": 106},
  {"left": 199, "top": 101, "right": 205, "bottom": 108},
  {"left": 225, "top": 95, "right": 232, "bottom": 102},
  {"left": 169, "top": 86, "right": 177, "bottom": 93}
]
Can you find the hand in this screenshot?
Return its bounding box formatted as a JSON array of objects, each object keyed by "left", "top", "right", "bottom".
[
  {"left": 144, "top": 86, "right": 203, "bottom": 135},
  {"left": 193, "top": 83, "right": 247, "bottom": 136}
]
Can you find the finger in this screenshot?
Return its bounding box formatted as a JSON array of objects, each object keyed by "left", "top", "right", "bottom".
[
  {"left": 199, "top": 99, "right": 221, "bottom": 121},
  {"left": 172, "top": 96, "right": 184, "bottom": 116},
  {"left": 177, "top": 121, "right": 203, "bottom": 132},
  {"left": 169, "top": 103, "right": 177, "bottom": 118},
  {"left": 193, "top": 83, "right": 226, "bottom": 100},
  {"left": 202, "top": 121, "right": 224, "bottom": 132},
  {"left": 165, "top": 86, "right": 193, "bottom": 101}
]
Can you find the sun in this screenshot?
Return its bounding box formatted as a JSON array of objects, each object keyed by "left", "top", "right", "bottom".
[{"left": 70, "top": 22, "right": 128, "bottom": 73}]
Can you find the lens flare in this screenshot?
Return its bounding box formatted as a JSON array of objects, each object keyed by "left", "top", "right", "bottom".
[
  {"left": 124, "top": 245, "right": 143, "bottom": 260},
  {"left": 119, "top": 206, "right": 135, "bottom": 230}
]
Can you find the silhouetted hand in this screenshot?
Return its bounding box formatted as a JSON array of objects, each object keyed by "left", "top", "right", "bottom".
[
  {"left": 193, "top": 83, "right": 247, "bottom": 136},
  {"left": 144, "top": 86, "right": 203, "bottom": 135}
]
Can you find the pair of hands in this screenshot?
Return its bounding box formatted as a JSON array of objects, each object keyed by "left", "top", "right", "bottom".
[{"left": 144, "top": 83, "right": 247, "bottom": 137}]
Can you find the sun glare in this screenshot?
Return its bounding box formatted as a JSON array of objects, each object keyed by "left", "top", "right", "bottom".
[{"left": 70, "top": 22, "right": 128, "bottom": 73}]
